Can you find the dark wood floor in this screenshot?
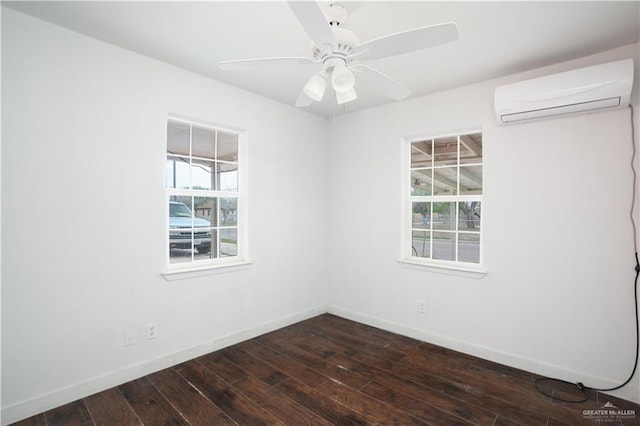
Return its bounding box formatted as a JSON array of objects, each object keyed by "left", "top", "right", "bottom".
[{"left": 12, "top": 314, "right": 640, "bottom": 425}]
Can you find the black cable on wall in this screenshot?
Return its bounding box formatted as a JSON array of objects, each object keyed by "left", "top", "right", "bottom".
[{"left": 534, "top": 105, "right": 640, "bottom": 403}]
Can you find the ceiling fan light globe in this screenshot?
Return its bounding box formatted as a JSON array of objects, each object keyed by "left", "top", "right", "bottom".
[
  {"left": 303, "top": 74, "right": 327, "bottom": 101},
  {"left": 332, "top": 65, "right": 355, "bottom": 93},
  {"left": 336, "top": 87, "right": 357, "bottom": 105}
]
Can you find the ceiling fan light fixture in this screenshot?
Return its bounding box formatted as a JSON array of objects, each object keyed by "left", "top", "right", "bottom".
[
  {"left": 220, "top": 1, "right": 459, "bottom": 111},
  {"left": 336, "top": 86, "right": 357, "bottom": 105},
  {"left": 331, "top": 64, "right": 355, "bottom": 93},
  {"left": 303, "top": 72, "right": 327, "bottom": 101}
]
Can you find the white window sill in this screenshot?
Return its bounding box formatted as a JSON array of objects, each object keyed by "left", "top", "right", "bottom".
[
  {"left": 398, "top": 258, "right": 487, "bottom": 279},
  {"left": 162, "top": 260, "right": 251, "bottom": 281}
]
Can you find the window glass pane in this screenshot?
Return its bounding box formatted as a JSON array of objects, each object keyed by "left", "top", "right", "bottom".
[
  {"left": 433, "top": 167, "right": 457, "bottom": 195},
  {"left": 192, "top": 226, "right": 214, "bottom": 257},
  {"left": 433, "top": 136, "right": 458, "bottom": 166},
  {"left": 433, "top": 231, "right": 456, "bottom": 261},
  {"left": 218, "top": 131, "right": 238, "bottom": 162},
  {"left": 191, "top": 126, "right": 216, "bottom": 159},
  {"left": 169, "top": 229, "right": 193, "bottom": 264},
  {"left": 458, "top": 233, "right": 480, "bottom": 263},
  {"left": 191, "top": 158, "right": 215, "bottom": 190},
  {"left": 190, "top": 196, "right": 217, "bottom": 258},
  {"left": 167, "top": 121, "right": 190, "bottom": 156},
  {"left": 459, "top": 165, "right": 482, "bottom": 195},
  {"left": 460, "top": 133, "right": 483, "bottom": 165},
  {"left": 218, "top": 162, "right": 238, "bottom": 191},
  {"left": 411, "top": 231, "right": 430, "bottom": 258},
  {"left": 433, "top": 202, "right": 455, "bottom": 230},
  {"left": 170, "top": 196, "right": 193, "bottom": 221},
  {"left": 458, "top": 201, "right": 481, "bottom": 232},
  {"left": 220, "top": 198, "right": 237, "bottom": 226},
  {"left": 411, "top": 169, "right": 431, "bottom": 195},
  {"left": 194, "top": 196, "right": 217, "bottom": 227},
  {"left": 166, "top": 156, "right": 190, "bottom": 189},
  {"left": 220, "top": 228, "right": 238, "bottom": 257},
  {"left": 169, "top": 196, "right": 193, "bottom": 264},
  {"left": 411, "top": 140, "right": 431, "bottom": 168},
  {"left": 412, "top": 202, "right": 431, "bottom": 229}
]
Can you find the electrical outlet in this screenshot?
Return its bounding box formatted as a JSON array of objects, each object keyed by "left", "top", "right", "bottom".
[
  {"left": 418, "top": 300, "right": 426, "bottom": 313},
  {"left": 124, "top": 329, "right": 136, "bottom": 346},
  {"left": 146, "top": 323, "right": 157, "bottom": 340}
]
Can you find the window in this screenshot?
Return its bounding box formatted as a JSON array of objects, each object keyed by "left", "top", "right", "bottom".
[
  {"left": 404, "top": 131, "right": 483, "bottom": 268},
  {"left": 166, "top": 118, "right": 244, "bottom": 268}
]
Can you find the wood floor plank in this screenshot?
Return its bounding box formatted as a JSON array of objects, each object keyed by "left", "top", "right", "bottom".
[
  {"left": 312, "top": 314, "right": 422, "bottom": 354},
  {"left": 281, "top": 324, "right": 374, "bottom": 361},
  {"left": 236, "top": 339, "right": 328, "bottom": 387},
  {"left": 414, "top": 344, "right": 616, "bottom": 422},
  {"left": 544, "top": 418, "right": 578, "bottom": 426},
  {"left": 390, "top": 360, "right": 550, "bottom": 424},
  {"left": 408, "top": 343, "right": 551, "bottom": 400},
  {"left": 300, "top": 318, "right": 408, "bottom": 362},
  {"left": 274, "top": 378, "right": 373, "bottom": 425},
  {"left": 417, "top": 341, "right": 538, "bottom": 381},
  {"left": 399, "top": 354, "right": 593, "bottom": 425},
  {"left": 256, "top": 331, "right": 372, "bottom": 390},
  {"left": 316, "top": 379, "right": 428, "bottom": 425},
  {"left": 219, "top": 346, "right": 289, "bottom": 386},
  {"left": 492, "top": 415, "right": 526, "bottom": 425},
  {"left": 119, "top": 378, "right": 188, "bottom": 425},
  {"left": 177, "top": 360, "right": 285, "bottom": 425},
  {"left": 148, "top": 368, "right": 236, "bottom": 425},
  {"left": 10, "top": 314, "right": 640, "bottom": 426},
  {"left": 360, "top": 381, "right": 475, "bottom": 426},
  {"left": 234, "top": 374, "right": 333, "bottom": 425},
  {"left": 9, "top": 414, "right": 47, "bottom": 426},
  {"left": 196, "top": 352, "right": 249, "bottom": 384},
  {"left": 84, "top": 387, "right": 140, "bottom": 426},
  {"left": 403, "top": 348, "right": 545, "bottom": 401},
  {"left": 329, "top": 353, "right": 498, "bottom": 425},
  {"left": 45, "top": 400, "right": 93, "bottom": 426}
]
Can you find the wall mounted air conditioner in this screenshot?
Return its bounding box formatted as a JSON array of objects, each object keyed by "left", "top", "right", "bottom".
[{"left": 494, "top": 58, "right": 634, "bottom": 124}]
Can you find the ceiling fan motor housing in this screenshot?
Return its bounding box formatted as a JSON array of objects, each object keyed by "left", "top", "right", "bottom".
[
  {"left": 323, "top": 3, "right": 348, "bottom": 27},
  {"left": 312, "top": 27, "right": 359, "bottom": 64}
]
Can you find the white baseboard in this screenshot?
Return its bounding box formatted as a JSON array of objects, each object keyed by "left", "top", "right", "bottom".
[
  {"left": 5, "top": 303, "right": 637, "bottom": 425},
  {"left": 2, "top": 305, "right": 327, "bottom": 425},
  {"left": 327, "top": 305, "right": 640, "bottom": 405}
]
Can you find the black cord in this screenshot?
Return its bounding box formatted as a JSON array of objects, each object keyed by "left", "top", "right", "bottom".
[
  {"left": 535, "top": 105, "right": 639, "bottom": 403},
  {"left": 534, "top": 377, "right": 589, "bottom": 403}
]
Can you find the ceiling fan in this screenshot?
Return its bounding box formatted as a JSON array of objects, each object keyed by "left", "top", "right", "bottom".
[{"left": 218, "top": 1, "right": 458, "bottom": 107}]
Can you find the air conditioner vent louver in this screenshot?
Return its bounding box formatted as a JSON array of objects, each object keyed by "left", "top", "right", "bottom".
[{"left": 494, "top": 59, "right": 633, "bottom": 125}]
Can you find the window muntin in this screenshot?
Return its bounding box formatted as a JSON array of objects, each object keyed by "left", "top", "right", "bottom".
[
  {"left": 407, "top": 131, "right": 482, "bottom": 266},
  {"left": 166, "top": 119, "right": 241, "bottom": 266}
]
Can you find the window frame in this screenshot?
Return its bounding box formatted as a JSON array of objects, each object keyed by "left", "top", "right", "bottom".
[
  {"left": 400, "top": 129, "right": 486, "bottom": 276},
  {"left": 163, "top": 116, "right": 249, "bottom": 278}
]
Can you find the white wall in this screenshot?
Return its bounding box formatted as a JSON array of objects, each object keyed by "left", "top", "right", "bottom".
[
  {"left": 326, "top": 44, "right": 640, "bottom": 404},
  {"left": 3, "top": 6, "right": 640, "bottom": 424},
  {"left": 1, "top": 8, "right": 328, "bottom": 423}
]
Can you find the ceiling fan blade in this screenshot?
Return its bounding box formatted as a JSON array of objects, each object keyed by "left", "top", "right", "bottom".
[
  {"left": 352, "top": 64, "right": 411, "bottom": 101},
  {"left": 218, "top": 57, "right": 314, "bottom": 70},
  {"left": 296, "top": 90, "right": 314, "bottom": 107},
  {"left": 287, "top": 0, "right": 337, "bottom": 48},
  {"left": 354, "top": 22, "right": 458, "bottom": 61}
]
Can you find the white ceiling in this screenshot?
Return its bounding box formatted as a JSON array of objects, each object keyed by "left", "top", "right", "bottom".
[{"left": 4, "top": 1, "right": 639, "bottom": 118}]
